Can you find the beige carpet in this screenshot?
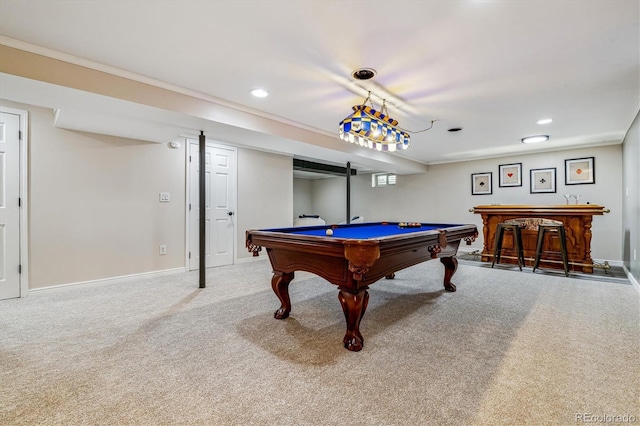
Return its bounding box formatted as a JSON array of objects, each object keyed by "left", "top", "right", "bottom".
[{"left": 1, "top": 259, "right": 638, "bottom": 425}]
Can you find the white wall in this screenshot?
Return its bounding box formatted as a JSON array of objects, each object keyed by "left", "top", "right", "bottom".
[
  {"left": 237, "top": 149, "right": 293, "bottom": 260},
  {"left": 311, "top": 145, "right": 623, "bottom": 262},
  {"left": 293, "top": 178, "right": 313, "bottom": 221},
  {"left": 622, "top": 109, "right": 640, "bottom": 282},
  {"left": 2, "top": 100, "right": 187, "bottom": 289}
]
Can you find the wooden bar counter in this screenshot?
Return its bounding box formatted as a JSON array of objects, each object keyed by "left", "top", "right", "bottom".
[{"left": 471, "top": 205, "right": 609, "bottom": 273}]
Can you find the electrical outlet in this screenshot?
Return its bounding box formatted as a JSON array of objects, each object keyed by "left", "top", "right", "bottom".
[{"left": 159, "top": 245, "right": 167, "bottom": 255}]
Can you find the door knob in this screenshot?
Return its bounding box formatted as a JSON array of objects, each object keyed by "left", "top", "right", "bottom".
[{"left": 228, "top": 211, "right": 234, "bottom": 216}]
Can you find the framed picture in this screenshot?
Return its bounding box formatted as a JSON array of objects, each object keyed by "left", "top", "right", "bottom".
[
  {"left": 530, "top": 167, "right": 556, "bottom": 193},
  {"left": 499, "top": 163, "right": 522, "bottom": 187},
  {"left": 565, "top": 157, "right": 595, "bottom": 185},
  {"left": 471, "top": 172, "right": 492, "bottom": 195}
]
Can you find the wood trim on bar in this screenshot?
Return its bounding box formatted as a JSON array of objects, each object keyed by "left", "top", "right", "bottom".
[{"left": 471, "top": 204, "right": 609, "bottom": 215}]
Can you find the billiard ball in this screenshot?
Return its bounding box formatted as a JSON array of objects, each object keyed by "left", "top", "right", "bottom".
[{"left": 325, "top": 229, "right": 333, "bottom": 236}]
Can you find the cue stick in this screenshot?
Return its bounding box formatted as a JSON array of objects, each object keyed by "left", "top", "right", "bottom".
[
  {"left": 199, "top": 131, "right": 206, "bottom": 288},
  {"left": 346, "top": 161, "right": 351, "bottom": 224}
]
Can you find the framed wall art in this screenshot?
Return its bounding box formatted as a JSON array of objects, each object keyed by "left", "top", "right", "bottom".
[
  {"left": 471, "top": 172, "right": 492, "bottom": 195},
  {"left": 530, "top": 167, "right": 556, "bottom": 193},
  {"left": 565, "top": 157, "right": 595, "bottom": 185},
  {"left": 498, "top": 163, "right": 522, "bottom": 187}
]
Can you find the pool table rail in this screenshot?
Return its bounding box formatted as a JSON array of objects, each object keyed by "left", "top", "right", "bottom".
[{"left": 246, "top": 224, "right": 476, "bottom": 287}]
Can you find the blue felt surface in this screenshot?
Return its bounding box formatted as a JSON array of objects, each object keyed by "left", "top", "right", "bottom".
[{"left": 271, "top": 222, "right": 460, "bottom": 239}]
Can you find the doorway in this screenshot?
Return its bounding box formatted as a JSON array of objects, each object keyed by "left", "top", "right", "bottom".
[
  {"left": 0, "top": 108, "right": 28, "bottom": 299},
  {"left": 187, "top": 139, "right": 237, "bottom": 271}
]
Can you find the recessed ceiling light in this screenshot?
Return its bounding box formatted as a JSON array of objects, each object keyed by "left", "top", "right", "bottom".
[
  {"left": 521, "top": 135, "right": 549, "bottom": 144},
  {"left": 537, "top": 118, "right": 553, "bottom": 125},
  {"left": 352, "top": 68, "right": 377, "bottom": 80},
  {"left": 251, "top": 88, "right": 269, "bottom": 98}
]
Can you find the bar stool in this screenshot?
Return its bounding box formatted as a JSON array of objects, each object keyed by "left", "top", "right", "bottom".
[
  {"left": 532, "top": 219, "right": 569, "bottom": 276},
  {"left": 492, "top": 219, "right": 525, "bottom": 271}
]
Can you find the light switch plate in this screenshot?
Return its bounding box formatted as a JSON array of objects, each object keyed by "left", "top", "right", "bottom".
[{"left": 159, "top": 192, "right": 170, "bottom": 202}]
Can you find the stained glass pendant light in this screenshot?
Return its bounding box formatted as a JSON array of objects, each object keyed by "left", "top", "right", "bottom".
[{"left": 339, "top": 92, "right": 410, "bottom": 152}]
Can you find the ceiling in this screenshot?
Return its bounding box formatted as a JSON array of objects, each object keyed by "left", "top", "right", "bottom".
[{"left": 0, "top": 1, "right": 638, "bottom": 176}]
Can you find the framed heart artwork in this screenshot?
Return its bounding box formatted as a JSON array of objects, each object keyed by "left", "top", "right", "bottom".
[{"left": 498, "top": 163, "right": 522, "bottom": 187}]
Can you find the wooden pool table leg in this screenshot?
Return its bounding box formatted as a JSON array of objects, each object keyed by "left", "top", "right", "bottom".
[
  {"left": 338, "top": 287, "right": 369, "bottom": 352},
  {"left": 272, "top": 271, "right": 294, "bottom": 319},
  {"left": 440, "top": 256, "right": 458, "bottom": 292}
]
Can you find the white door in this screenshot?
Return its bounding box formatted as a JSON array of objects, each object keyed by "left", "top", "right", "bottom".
[
  {"left": 0, "top": 112, "right": 22, "bottom": 300},
  {"left": 188, "top": 140, "right": 236, "bottom": 270}
]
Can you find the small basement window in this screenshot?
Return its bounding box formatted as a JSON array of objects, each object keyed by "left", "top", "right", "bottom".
[{"left": 372, "top": 173, "right": 397, "bottom": 187}]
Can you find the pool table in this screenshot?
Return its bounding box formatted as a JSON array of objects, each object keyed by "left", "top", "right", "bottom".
[{"left": 246, "top": 222, "right": 478, "bottom": 352}]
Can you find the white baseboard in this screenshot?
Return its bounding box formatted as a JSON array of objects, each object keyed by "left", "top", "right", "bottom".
[
  {"left": 457, "top": 246, "right": 483, "bottom": 255},
  {"left": 236, "top": 255, "right": 269, "bottom": 265},
  {"left": 622, "top": 264, "right": 640, "bottom": 295},
  {"left": 29, "top": 267, "right": 187, "bottom": 293}
]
